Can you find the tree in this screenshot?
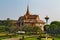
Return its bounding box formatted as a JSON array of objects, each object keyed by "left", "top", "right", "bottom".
[
  {"left": 50, "top": 21, "right": 60, "bottom": 34},
  {"left": 50, "top": 21, "right": 60, "bottom": 28},
  {"left": 44, "top": 21, "right": 60, "bottom": 36},
  {"left": 21, "top": 24, "right": 41, "bottom": 35},
  {"left": 44, "top": 24, "right": 50, "bottom": 33},
  {"left": 32, "top": 26, "right": 41, "bottom": 34},
  {"left": 21, "top": 24, "right": 32, "bottom": 32}
]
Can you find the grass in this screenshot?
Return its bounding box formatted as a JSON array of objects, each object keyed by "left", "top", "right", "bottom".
[
  {"left": 26, "top": 37, "right": 60, "bottom": 40},
  {"left": 26, "top": 37, "right": 37, "bottom": 40},
  {"left": 0, "top": 34, "right": 60, "bottom": 40},
  {"left": 54, "top": 37, "right": 60, "bottom": 40},
  {"left": 0, "top": 33, "right": 17, "bottom": 40}
]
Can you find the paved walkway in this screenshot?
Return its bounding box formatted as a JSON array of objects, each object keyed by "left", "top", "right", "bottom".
[
  {"left": 2, "top": 35, "right": 39, "bottom": 40},
  {"left": 2, "top": 38, "right": 20, "bottom": 40}
]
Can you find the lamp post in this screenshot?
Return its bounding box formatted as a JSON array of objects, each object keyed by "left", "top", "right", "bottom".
[
  {"left": 45, "top": 16, "right": 49, "bottom": 24},
  {"left": 45, "top": 15, "right": 49, "bottom": 40}
]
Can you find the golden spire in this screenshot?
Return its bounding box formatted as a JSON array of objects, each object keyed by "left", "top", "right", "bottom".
[{"left": 25, "top": 5, "right": 30, "bottom": 16}]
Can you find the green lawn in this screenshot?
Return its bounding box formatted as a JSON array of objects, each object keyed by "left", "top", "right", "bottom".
[
  {"left": 26, "top": 37, "right": 37, "bottom": 40},
  {"left": 26, "top": 37, "right": 60, "bottom": 40},
  {"left": 0, "top": 34, "right": 60, "bottom": 40},
  {"left": 54, "top": 38, "right": 60, "bottom": 40},
  {"left": 13, "top": 35, "right": 60, "bottom": 40}
]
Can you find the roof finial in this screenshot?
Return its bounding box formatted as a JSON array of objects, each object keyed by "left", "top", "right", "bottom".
[
  {"left": 25, "top": 4, "right": 30, "bottom": 16},
  {"left": 27, "top": 4, "right": 29, "bottom": 12}
]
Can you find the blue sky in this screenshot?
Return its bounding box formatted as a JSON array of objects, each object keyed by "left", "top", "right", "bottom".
[{"left": 0, "top": 0, "right": 60, "bottom": 23}]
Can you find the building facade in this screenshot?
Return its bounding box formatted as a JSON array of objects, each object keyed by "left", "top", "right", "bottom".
[{"left": 17, "top": 6, "right": 45, "bottom": 31}]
